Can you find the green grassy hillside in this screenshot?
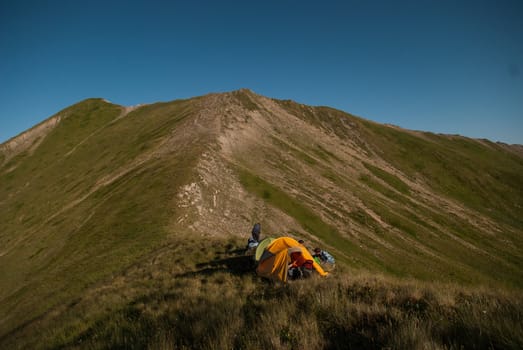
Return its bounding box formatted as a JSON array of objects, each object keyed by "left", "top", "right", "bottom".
[
  {"left": 1, "top": 90, "right": 522, "bottom": 348},
  {"left": 232, "top": 94, "right": 523, "bottom": 288},
  {"left": 0, "top": 97, "right": 203, "bottom": 340}
]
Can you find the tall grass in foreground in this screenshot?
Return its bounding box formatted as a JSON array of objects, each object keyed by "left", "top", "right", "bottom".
[{"left": 37, "top": 245, "right": 522, "bottom": 350}]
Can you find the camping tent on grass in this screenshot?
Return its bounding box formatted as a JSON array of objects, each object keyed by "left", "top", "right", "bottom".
[{"left": 255, "top": 236, "right": 328, "bottom": 283}]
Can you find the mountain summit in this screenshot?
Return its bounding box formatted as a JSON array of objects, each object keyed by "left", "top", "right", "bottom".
[{"left": 1, "top": 89, "right": 522, "bottom": 347}]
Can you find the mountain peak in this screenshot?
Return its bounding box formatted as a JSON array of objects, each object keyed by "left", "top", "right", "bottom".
[{"left": 1, "top": 90, "right": 522, "bottom": 346}]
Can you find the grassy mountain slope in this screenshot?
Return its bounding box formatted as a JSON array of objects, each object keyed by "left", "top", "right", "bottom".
[
  {"left": 0, "top": 97, "right": 204, "bottom": 338},
  {"left": 1, "top": 89, "right": 522, "bottom": 348},
  {"left": 222, "top": 91, "right": 523, "bottom": 287}
]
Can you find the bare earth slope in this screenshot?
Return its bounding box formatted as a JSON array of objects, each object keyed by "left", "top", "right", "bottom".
[{"left": 0, "top": 90, "right": 522, "bottom": 346}]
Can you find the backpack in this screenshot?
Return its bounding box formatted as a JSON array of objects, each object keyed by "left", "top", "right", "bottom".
[
  {"left": 321, "top": 251, "right": 335, "bottom": 264},
  {"left": 302, "top": 259, "right": 314, "bottom": 270}
]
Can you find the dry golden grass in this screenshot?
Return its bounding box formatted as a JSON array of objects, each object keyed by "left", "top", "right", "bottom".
[{"left": 1, "top": 236, "right": 522, "bottom": 349}]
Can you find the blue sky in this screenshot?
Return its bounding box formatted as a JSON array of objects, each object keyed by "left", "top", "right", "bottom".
[{"left": 1, "top": 0, "right": 522, "bottom": 144}]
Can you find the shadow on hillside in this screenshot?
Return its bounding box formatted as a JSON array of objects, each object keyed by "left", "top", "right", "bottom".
[{"left": 178, "top": 250, "right": 257, "bottom": 278}]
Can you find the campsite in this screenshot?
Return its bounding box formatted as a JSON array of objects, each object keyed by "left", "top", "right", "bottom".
[{"left": 251, "top": 236, "right": 329, "bottom": 282}]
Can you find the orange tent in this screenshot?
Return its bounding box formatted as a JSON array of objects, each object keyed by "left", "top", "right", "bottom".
[{"left": 256, "top": 237, "right": 328, "bottom": 282}]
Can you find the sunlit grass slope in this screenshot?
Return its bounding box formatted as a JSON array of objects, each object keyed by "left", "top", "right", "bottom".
[{"left": 232, "top": 96, "right": 523, "bottom": 288}]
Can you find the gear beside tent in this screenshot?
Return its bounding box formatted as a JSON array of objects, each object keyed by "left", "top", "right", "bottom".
[{"left": 255, "top": 236, "right": 328, "bottom": 283}]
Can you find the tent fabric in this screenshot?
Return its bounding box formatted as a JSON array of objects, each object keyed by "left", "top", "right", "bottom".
[
  {"left": 256, "top": 236, "right": 328, "bottom": 282},
  {"left": 257, "top": 249, "right": 290, "bottom": 282},
  {"left": 255, "top": 237, "right": 275, "bottom": 262}
]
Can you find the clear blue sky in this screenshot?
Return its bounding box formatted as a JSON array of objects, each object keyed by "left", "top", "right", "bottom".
[{"left": 1, "top": 0, "right": 522, "bottom": 144}]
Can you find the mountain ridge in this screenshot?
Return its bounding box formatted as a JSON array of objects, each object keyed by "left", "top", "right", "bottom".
[
  {"left": 2, "top": 89, "right": 522, "bottom": 161},
  {"left": 1, "top": 89, "right": 522, "bottom": 347}
]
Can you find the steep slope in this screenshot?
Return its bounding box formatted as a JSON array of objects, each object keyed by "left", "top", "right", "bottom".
[
  {"left": 1, "top": 89, "right": 522, "bottom": 346},
  {"left": 200, "top": 90, "right": 522, "bottom": 286},
  {"left": 0, "top": 96, "right": 215, "bottom": 337}
]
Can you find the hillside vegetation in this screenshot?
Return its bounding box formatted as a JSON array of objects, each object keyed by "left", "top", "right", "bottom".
[{"left": 1, "top": 89, "right": 522, "bottom": 348}]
